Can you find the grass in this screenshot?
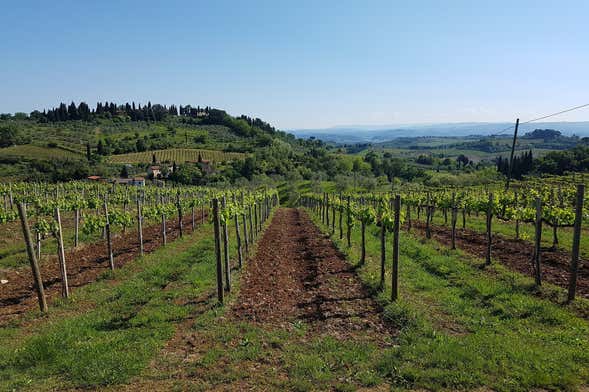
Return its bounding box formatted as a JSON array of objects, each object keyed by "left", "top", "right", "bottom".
[
  {"left": 106, "top": 148, "right": 247, "bottom": 164},
  {"left": 0, "top": 145, "right": 83, "bottom": 161},
  {"left": 0, "top": 223, "right": 220, "bottom": 390},
  {"left": 306, "top": 207, "right": 589, "bottom": 391}
]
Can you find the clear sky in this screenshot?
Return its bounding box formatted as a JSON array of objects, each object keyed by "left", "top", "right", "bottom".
[{"left": 1, "top": 0, "right": 588, "bottom": 129}]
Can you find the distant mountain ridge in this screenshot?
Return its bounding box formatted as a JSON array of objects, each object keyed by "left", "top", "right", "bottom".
[{"left": 291, "top": 122, "right": 589, "bottom": 143}]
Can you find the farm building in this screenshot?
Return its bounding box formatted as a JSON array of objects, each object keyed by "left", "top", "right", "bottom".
[{"left": 148, "top": 165, "right": 161, "bottom": 178}]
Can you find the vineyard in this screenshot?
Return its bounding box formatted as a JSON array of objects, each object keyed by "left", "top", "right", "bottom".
[
  {"left": 1, "top": 178, "right": 589, "bottom": 390},
  {"left": 0, "top": 181, "right": 277, "bottom": 318},
  {"left": 106, "top": 148, "right": 247, "bottom": 164},
  {"left": 300, "top": 178, "right": 589, "bottom": 301}
]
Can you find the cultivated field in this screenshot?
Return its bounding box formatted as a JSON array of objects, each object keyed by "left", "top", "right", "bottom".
[
  {"left": 1, "top": 180, "right": 589, "bottom": 391},
  {"left": 106, "top": 148, "right": 247, "bottom": 164}
]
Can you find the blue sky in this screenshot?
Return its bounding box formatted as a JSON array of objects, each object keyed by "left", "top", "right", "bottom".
[{"left": 1, "top": 0, "right": 588, "bottom": 129}]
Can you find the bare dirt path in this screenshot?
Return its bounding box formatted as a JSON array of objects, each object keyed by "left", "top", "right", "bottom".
[
  {"left": 127, "top": 208, "right": 395, "bottom": 391},
  {"left": 412, "top": 222, "right": 589, "bottom": 298},
  {"left": 0, "top": 213, "right": 207, "bottom": 324},
  {"left": 233, "top": 208, "right": 391, "bottom": 339}
]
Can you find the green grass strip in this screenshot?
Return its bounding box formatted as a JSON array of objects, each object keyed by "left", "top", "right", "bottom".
[{"left": 307, "top": 208, "right": 589, "bottom": 391}]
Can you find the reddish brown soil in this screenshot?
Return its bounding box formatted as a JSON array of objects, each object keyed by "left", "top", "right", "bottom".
[
  {"left": 122, "top": 208, "right": 394, "bottom": 391},
  {"left": 413, "top": 222, "right": 589, "bottom": 298},
  {"left": 233, "top": 208, "right": 393, "bottom": 339},
  {"left": 0, "top": 213, "right": 207, "bottom": 324}
]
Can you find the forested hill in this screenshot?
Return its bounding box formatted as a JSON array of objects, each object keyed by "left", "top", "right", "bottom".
[{"left": 0, "top": 101, "right": 348, "bottom": 184}]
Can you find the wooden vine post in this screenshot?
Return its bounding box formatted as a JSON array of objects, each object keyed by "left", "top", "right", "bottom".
[
  {"left": 451, "top": 192, "right": 457, "bottom": 250},
  {"left": 103, "top": 198, "right": 115, "bottom": 271},
  {"left": 161, "top": 211, "right": 167, "bottom": 245},
  {"left": 425, "top": 193, "right": 432, "bottom": 239},
  {"left": 339, "top": 194, "right": 343, "bottom": 240},
  {"left": 18, "top": 203, "right": 48, "bottom": 312},
  {"left": 259, "top": 198, "right": 263, "bottom": 231},
  {"left": 406, "top": 203, "right": 411, "bottom": 232},
  {"left": 248, "top": 203, "right": 254, "bottom": 244},
  {"left": 360, "top": 219, "right": 366, "bottom": 265},
  {"left": 176, "top": 192, "right": 183, "bottom": 238},
  {"left": 391, "top": 195, "right": 400, "bottom": 301},
  {"left": 380, "top": 202, "right": 386, "bottom": 289},
  {"left": 533, "top": 197, "right": 543, "bottom": 286},
  {"left": 253, "top": 202, "right": 259, "bottom": 237},
  {"left": 346, "top": 196, "right": 352, "bottom": 247},
  {"left": 567, "top": 184, "right": 585, "bottom": 301},
  {"left": 233, "top": 195, "right": 244, "bottom": 268},
  {"left": 74, "top": 208, "right": 80, "bottom": 247},
  {"left": 331, "top": 200, "right": 336, "bottom": 234},
  {"left": 212, "top": 198, "right": 224, "bottom": 304},
  {"left": 485, "top": 192, "right": 493, "bottom": 265},
  {"left": 137, "top": 196, "right": 144, "bottom": 256},
  {"left": 241, "top": 193, "right": 249, "bottom": 254},
  {"left": 514, "top": 191, "right": 520, "bottom": 239},
  {"left": 54, "top": 207, "right": 69, "bottom": 298},
  {"left": 550, "top": 189, "right": 558, "bottom": 248},
  {"left": 322, "top": 193, "right": 327, "bottom": 225},
  {"left": 36, "top": 231, "right": 42, "bottom": 260},
  {"left": 221, "top": 195, "right": 231, "bottom": 292}
]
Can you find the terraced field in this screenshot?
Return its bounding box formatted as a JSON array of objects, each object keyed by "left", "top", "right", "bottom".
[{"left": 106, "top": 148, "right": 246, "bottom": 164}]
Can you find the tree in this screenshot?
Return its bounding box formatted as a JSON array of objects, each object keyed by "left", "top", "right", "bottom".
[
  {"left": 168, "top": 164, "right": 203, "bottom": 185},
  {"left": 0, "top": 125, "right": 18, "bottom": 147},
  {"left": 416, "top": 155, "right": 433, "bottom": 165},
  {"left": 136, "top": 138, "right": 147, "bottom": 152},
  {"left": 120, "top": 165, "right": 129, "bottom": 178},
  {"left": 457, "top": 154, "right": 469, "bottom": 168},
  {"left": 96, "top": 140, "right": 106, "bottom": 155}
]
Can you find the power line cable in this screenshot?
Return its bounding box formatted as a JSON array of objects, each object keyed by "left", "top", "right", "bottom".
[{"left": 490, "top": 103, "right": 589, "bottom": 137}]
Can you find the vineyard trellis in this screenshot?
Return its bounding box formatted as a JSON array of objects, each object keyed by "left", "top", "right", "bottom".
[
  {"left": 106, "top": 148, "right": 247, "bottom": 164},
  {"left": 1, "top": 181, "right": 278, "bottom": 312},
  {"left": 300, "top": 179, "right": 588, "bottom": 302}
]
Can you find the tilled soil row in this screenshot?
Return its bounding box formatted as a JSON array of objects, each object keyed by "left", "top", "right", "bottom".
[
  {"left": 412, "top": 222, "right": 589, "bottom": 298},
  {"left": 233, "top": 208, "right": 393, "bottom": 340},
  {"left": 0, "top": 213, "right": 207, "bottom": 323}
]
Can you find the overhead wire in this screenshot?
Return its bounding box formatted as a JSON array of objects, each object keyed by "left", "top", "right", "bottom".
[{"left": 490, "top": 103, "right": 589, "bottom": 137}]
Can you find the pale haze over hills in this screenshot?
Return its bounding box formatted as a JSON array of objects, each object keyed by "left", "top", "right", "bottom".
[{"left": 291, "top": 121, "right": 589, "bottom": 143}]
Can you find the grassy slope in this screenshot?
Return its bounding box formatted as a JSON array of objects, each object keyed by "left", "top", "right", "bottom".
[
  {"left": 0, "top": 223, "right": 220, "bottom": 390},
  {"left": 307, "top": 208, "right": 589, "bottom": 391},
  {"left": 0, "top": 145, "right": 83, "bottom": 161}
]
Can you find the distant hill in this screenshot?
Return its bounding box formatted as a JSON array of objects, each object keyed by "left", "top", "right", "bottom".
[{"left": 291, "top": 122, "right": 589, "bottom": 143}]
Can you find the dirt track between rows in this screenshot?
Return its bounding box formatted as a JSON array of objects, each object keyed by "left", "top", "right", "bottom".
[
  {"left": 0, "top": 213, "right": 207, "bottom": 325},
  {"left": 413, "top": 221, "right": 589, "bottom": 298},
  {"left": 233, "top": 208, "right": 392, "bottom": 339},
  {"left": 128, "top": 208, "right": 395, "bottom": 390}
]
